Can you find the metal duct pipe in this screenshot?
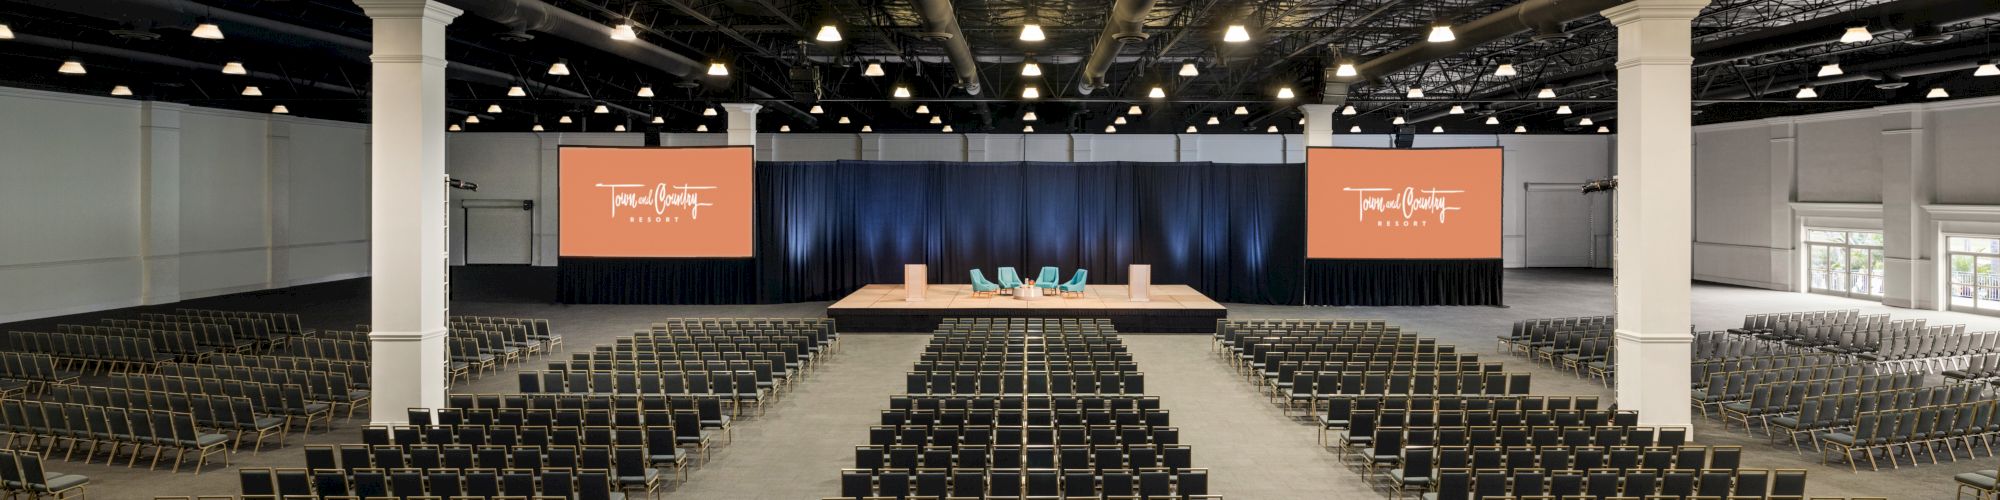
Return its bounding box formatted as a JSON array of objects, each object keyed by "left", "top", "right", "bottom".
[
  {"left": 13, "top": 33, "right": 365, "bottom": 96},
  {"left": 444, "top": 0, "right": 815, "bottom": 124},
  {"left": 1693, "top": 0, "right": 2000, "bottom": 67},
  {"left": 912, "top": 0, "right": 982, "bottom": 95},
  {"left": 1349, "top": 0, "right": 1634, "bottom": 81},
  {"left": 1076, "top": 0, "right": 1159, "bottom": 95}
]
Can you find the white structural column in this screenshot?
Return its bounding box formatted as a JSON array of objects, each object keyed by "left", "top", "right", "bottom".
[
  {"left": 1603, "top": 0, "right": 1706, "bottom": 433},
  {"left": 1300, "top": 104, "right": 1338, "bottom": 148},
  {"left": 139, "top": 102, "right": 187, "bottom": 305},
  {"left": 724, "top": 103, "right": 762, "bottom": 147},
  {"left": 356, "top": 0, "right": 461, "bottom": 425},
  {"left": 1878, "top": 105, "right": 1933, "bottom": 309}
]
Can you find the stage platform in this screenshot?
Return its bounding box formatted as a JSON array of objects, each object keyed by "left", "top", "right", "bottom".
[{"left": 826, "top": 284, "right": 1227, "bottom": 333}]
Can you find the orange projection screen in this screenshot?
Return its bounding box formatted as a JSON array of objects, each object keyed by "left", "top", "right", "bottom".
[
  {"left": 1306, "top": 147, "right": 1503, "bottom": 259},
  {"left": 559, "top": 146, "right": 755, "bottom": 258}
]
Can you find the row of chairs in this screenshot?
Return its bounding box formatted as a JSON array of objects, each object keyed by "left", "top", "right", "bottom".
[
  {"left": 3, "top": 329, "right": 174, "bottom": 374},
  {"left": 356, "top": 416, "right": 714, "bottom": 465},
  {"left": 1691, "top": 353, "right": 1851, "bottom": 383},
  {"left": 301, "top": 443, "right": 670, "bottom": 495},
  {"left": 178, "top": 308, "right": 311, "bottom": 337},
  {"left": 1714, "top": 374, "right": 1929, "bottom": 433},
  {"left": 835, "top": 468, "right": 1212, "bottom": 500},
  {"left": 1279, "top": 371, "right": 1534, "bottom": 416},
  {"left": 0, "top": 398, "right": 230, "bottom": 473},
  {"left": 517, "top": 370, "right": 770, "bottom": 416},
  {"left": 106, "top": 373, "right": 335, "bottom": 435},
  {"left": 1763, "top": 385, "right": 1979, "bottom": 452},
  {"left": 157, "top": 361, "right": 370, "bottom": 419},
  {"left": 1690, "top": 364, "right": 1873, "bottom": 416},
  {"left": 1409, "top": 467, "right": 1806, "bottom": 500},
  {"left": 0, "top": 449, "right": 88, "bottom": 499},
  {"left": 104, "top": 318, "right": 258, "bottom": 354},
  {"left": 55, "top": 323, "right": 234, "bottom": 360},
  {"left": 855, "top": 442, "right": 1196, "bottom": 475},
  {"left": 903, "top": 372, "right": 1148, "bottom": 396},
  {"left": 1819, "top": 399, "right": 2000, "bottom": 472},
  {"left": 238, "top": 467, "right": 628, "bottom": 500},
  {"left": 45, "top": 383, "right": 288, "bottom": 453},
  {"left": 0, "top": 352, "right": 79, "bottom": 394}
]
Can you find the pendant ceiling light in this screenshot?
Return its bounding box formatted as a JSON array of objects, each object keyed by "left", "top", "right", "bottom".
[
  {"left": 548, "top": 59, "right": 571, "bottom": 75},
  {"left": 652, "top": 116, "right": 665, "bottom": 124},
  {"left": 1341, "top": 105, "right": 1356, "bottom": 115},
  {"left": 594, "top": 104, "right": 610, "bottom": 113},
  {"left": 838, "top": 116, "right": 851, "bottom": 124},
  {"left": 1023, "top": 86, "right": 1041, "bottom": 98},
  {"left": 240, "top": 85, "right": 262, "bottom": 96},
  {"left": 533, "top": 124, "right": 545, "bottom": 131},
  {"left": 110, "top": 85, "right": 133, "bottom": 96},
  {"left": 1276, "top": 87, "right": 1295, "bottom": 99},
  {"left": 610, "top": 23, "right": 639, "bottom": 41},
  {"left": 1928, "top": 87, "right": 1950, "bottom": 98},
  {"left": 1556, "top": 105, "right": 1573, "bottom": 114},
  {"left": 1427, "top": 22, "right": 1455, "bottom": 42},
  {"left": 1976, "top": 60, "right": 2000, "bottom": 77},
  {"left": 1406, "top": 87, "right": 1424, "bottom": 98},
  {"left": 862, "top": 125, "right": 874, "bottom": 132},
  {"left": 1022, "top": 58, "right": 1042, "bottom": 76},
  {"left": 1106, "top": 125, "right": 1117, "bottom": 133},
  {"left": 1579, "top": 117, "right": 1595, "bottom": 126},
  {"left": 1494, "top": 62, "right": 1517, "bottom": 77},
  {"left": 0, "top": 24, "right": 15, "bottom": 39},
  {"left": 697, "top": 124, "right": 708, "bottom": 132},
  {"left": 1335, "top": 61, "right": 1357, "bottom": 77},
  {"left": 863, "top": 62, "right": 886, "bottom": 77},
  {"left": 1223, "top": 25, "right": 1250, "bottom": 43},
  {"left": 916, "top": 104, "right": 930, "bottom": 114},
  {"left": 449, "top": 124, "right": 462, "bottom": 131},
  {"left": 894, "top": 86, "right": 912, "bottom": 98},
  {"left": 1186, "top": 125, "right": 1197, "bottom": 133},
  {"left": 942, "top": 125, "right": 954, "bottom": 133},
  {"left": 1840, "top": 25, "right": 1872, "bottom": 43},
  {"left": 1021, "top": 125, "right": 1033, "bottom": 132},
  {"left": 271, "top": 105, "right": 289, "bottom": 114},
  {"left": 508, "top": 86, "right": 527, "bottom": 97},
  {"left": 1485, "top": 116, "right": 1499, "bottom": 125},
  {"left": 1128, "top": 105, "right": 1143, "bottom": 115},
  {"left": 1448, "top": 105, "right": 1465, "bottom": 115},
  {"left": 808, "top": 104, "right": 824, "bottom": 114},
  {"left": 464, "top": 115, "right": 479, "bottom": 123},
  {"left": 1537, "top": 87, "right": 1556, "bottom": 98},
  {"left": 1207, "top": 116, "right": 1220, "bottom": 125},
  {"left": 559, "top": 116, "right": 573, "bottom": 123},
  {"left": 816, "top": 24, "right": 842, "bottom": 42},
  {"left": 221, "top": 61, "right": 246, "bottom": 75},
  {"left": 707, "top": 61, "right": 729, "bottom": 76},
  {"left": 1349, "top": 125, "right": 1361, "bottom": 133},
  {"left": 1149, "top": 86, "right": 1167, "bottom": 98},
  {"left": 487, "top": 104, "right": 502, "bottom": 113},
  {"left": 1818, "top": 62, "right": 1843, "bottom": 77},
  {"left": 1023, "top": 111, "right": 1038, "bottom": 121},
  {"left": 1432, "top": 125, "right": 1443, "bottom": 133},
  {"left": 1596, "top": 126, "right": 1610, "bottom": 133},
  {"left": 1514, "top": 125, "right": 1527, "bottom": 133},
  {"left": 929, "top": 116, "right": 942, "bottom": 124},
  {"left": 1113, "top": 117, "right": 1127, "bottom": 125},
  {"left": 703, "top": 107, "right": 717, "bottom": 116},
  {"left": 778, "top": 125, "right": 788, "bottom": 132},
  {"left": 1795, "top": 84, "right": 1818, "bottom": 99},
  {"left": 1180, "top": 62, "right": 1200, "bottom": 77},
  {"left": 192, "top": 22, "right": 224, "bottom": 40},
  {"left": 637, "top": 86, "right": 655, "bottom": 97},
  {"left": 1391, "top": 115, "right": 1405, "bottom": 125},
  {"left": 1020, "top": 24, "right": 1045, "bottom": 41},
  {"left": 615, "top": 124, "right": 628, "bottom": 131},
  {"left": 1266, "top": 125, "right": 1278, "bottom": 133},
  {"left": 1234, "top": 106, "right": 1249, "bottom": 115}
]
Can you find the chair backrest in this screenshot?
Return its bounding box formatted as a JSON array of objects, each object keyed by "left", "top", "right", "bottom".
[{"left": 1036, "top": 266, "right": 1059, "bottom": 283}]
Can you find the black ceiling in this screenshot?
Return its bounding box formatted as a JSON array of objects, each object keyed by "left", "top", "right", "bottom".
[{"left": 2, "top": 0, "right": 1996, "bottom": 134}]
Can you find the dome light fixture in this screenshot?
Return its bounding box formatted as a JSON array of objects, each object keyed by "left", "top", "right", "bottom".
[
  {"left": 240, "top": 85, "right": 262, "bottom": 96},
  {"left": 1817, "top": 62, "right": 1843, "bottom": 77},
  {"left": 615, "top": 124, "right": 628, "bottom": 131},
  {"left": 449, "top": 124, "right": 462, "bottom": 131},
  {"left": 1427, "top": 22, "right": 1455, "bottom": 43},
  {"left": 1335, "top": 61, "right": 1357, "bottom": 77},
  {"left": 1114, "top": 117, "right": 1127, "bottom": 125},
  {"left": 637, "top": 86, "right": 655, "bottom": 97},
  {"left": 916, "top": 104, "right": 931, "bottom": 114},
  {"left": 1976, "top": 60, "right": 2000, "bottom": 77},
  {"left": 1341, "top": 105, "right": 1357, "bottom": 115},
  {"left": 1578, "top": 117, "right": 1595, "bottom": 126},
  {"left": 559, "top": 115, "right": 574, "bottom": 124},
  {"left": 703, "top": 107, "right": 718, "bottom": 117},
  {"left": 1795, "top": 84, "right": 1818, "bottom": 99},
  {"left": 816, "top": 24, "right": 842, "bottom": 42},
  {"left": 487, "top": 104, "right": 503, "bottom": 113},
  {"left": 594, "top": 104, "right": 610, "bottom": 113},
  {"left": 697, "top": 124, "right": 709, "bottom": 132},
  {"left": 838, "top": 116, "right": 851, "bottom": 124},
  {"left": 110, "top": 85, "right": 133, "bottom": 96},
  {"left": 1128, "top": 105, "right": 1143, "bottom": 115},
  {"left": 1406, "top": 86, "right": 1424, "bottom": 98},
  {"left": 1266, "top": 125, "right": 1279, "bottom": 133},
  {"left": 508, "top": 86, "right": 527, "bottom": 97},
  {"left": 942, "top": 125, "right": 954, "bottom": 133},
  {"left": 533, "top": 124, "right": 545, "bottom": 132},
  {"left": 1022, "top": 86, "right": 1041, "bottom": 99},
  {"left": 1180, "top": 62, "right": 1200, "bottom": 77},
  {"left": 610, "top": 23, "right": 639, "bottom": 41},
  {"left": 1207, "top": 116, "right": 1220, "bottom": 125},
  {"left": 707, "top": 61, "right": 729, "bottom": 76},
  {"left": 894, "top": 86, "right": 912, "bottom": 98},
  {"left": 1349, "top": 125, "right": 1361, "bottom": 133},
  {"left": 862, "top": 125, "right": 874, "bottom": 132},
  {"left": 1020, "top": 24, "right": 1046, "bottom": 41},
  {"left": 1276, "top": 87, "right": 1295, "bottom": 99},
  {"left": 863, "top": 62, "right": 886, "bottom": 77},
  {"left": 1840, "top": 25, "right": 1872, "bottom": 44},
  {"left": 930, "top": 116, "right": 942, "bottom": 124},
  {"left": 652, "top": 116, "right": 665, "bottom": 124},
  {"left": 1597, "top": 126, "right": 1610, "bottom": 133},
  {"left": 1391, "top": 115, "right": 1405, "bottom": 125},
  {"left": 1928, "top": 87, "right": 1950, "bottom": 98},
  {"left": 548, "top": 59, "right": 571, "bottom": 75},
  {"left": 464, "top": 115, "right": 479, "bottom": 124},
  {"left": 1556, "top": 105, "right": 1573, "bottom": 114},
  {"left": 0, "top": 23, "right": 13, "bottom": 39},
  {"left": 1023, "top": 111, "right": 1039, "bottom": 121},
  {"left": 1234, "top": 106, "right": 1250, "bottom": 115},
  {"left": 1022, "top": 58, "right": 1042, "bottom": 76},
  {"left": 1021, "top": 125, "right": 1033, "bottom": 132},
  {"left": 1223, "top": 24, "right": 1250, "bottom": 43},
  {"left": 192, "top": 22, "right": 225, "bottom": 40},
  {"left": 1537, "top": 86, "right": 1556, "bottom": 98},
  {"left": 271, "top": 105, "right": 289, "bottom": 114},
  {"left": 1149, "top": 86, "right": 1167, "bottom": 98},
  {"left": 1432, "top": 125, "right": 1444, "bottom": 133},
  {"left": 1485, "top": 116, "right": 1500, "bottom": 125},
  {"left": 809, "top": 104, "right": 824, "bottom": 114},
  {"left": 1514, "top": 125, "right": 1527, "bottom": 133},
  {"left": 1105, "top": 125, "right": 1117, "bottom": 133},
  {"left": 1494, "top": 61, "right": 1517, "bottom": 77},
  {"left": 221, "top": 61, "right": 247, "bottom": 75},
  {"left": 778, "top": 125, "right": 789, "bottom": 132},
  {"left": 1186, "top": 125, "right": 1198, "bottom": 133},
  {"left": 1448, "top": 105, "right": 1465, "bottom": 115}
]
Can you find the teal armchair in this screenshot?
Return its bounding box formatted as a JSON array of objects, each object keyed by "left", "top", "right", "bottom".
[
  {"left": 996, "top": 267, "right": 1024, "bottom": 292},
  {"left": 1058, "top": 269, "right": 1088, "bottom": 297},
  {"left": 970, "top": 269, "right": 1001, "bottom": 297},
  {"left": 1034, "top": 267, "right": 1061, "bottom": 291}
]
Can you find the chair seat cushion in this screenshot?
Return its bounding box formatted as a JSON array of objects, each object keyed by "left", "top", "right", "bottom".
[
  {"left": 1770, "top": 416, "right": 1800, "bottom": 429},
  {"left": 193, "top": 433, "right": 230, "bottom": 447},
  {"left": 1821, "top": 433, "right": 1856, "bottom": 445},
  {"left": 1958, "top": 473, "right": 1998, "bottom": 489},
  {"left": 33, "top": 474, "right": 88, "bottom": 491}
]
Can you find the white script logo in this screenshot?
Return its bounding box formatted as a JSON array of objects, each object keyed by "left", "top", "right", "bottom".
[
  {"left": 1343, "top": 187, "right": 1465, "bottom": 225},
  {"left": 597, "top": 183, "right": 717, "bottom": 221}
]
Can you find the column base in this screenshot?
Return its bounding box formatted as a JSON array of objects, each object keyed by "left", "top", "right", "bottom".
[
  {"left": 1614, "top": 329, "right": 1694, "bottom": 439},
  {"left": 369, "top": 328, "right": 451, "bottom": 425}
]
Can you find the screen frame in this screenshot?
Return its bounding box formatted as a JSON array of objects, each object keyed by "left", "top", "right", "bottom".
[
  {"left": 555, "top": 144, "right": 757, "bottom": 260},
  {"left": 1303, "top": 145, "right": 1505, "bottom": 260}
]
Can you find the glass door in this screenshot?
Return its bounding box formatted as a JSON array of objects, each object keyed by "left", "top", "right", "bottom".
[
  {"left": 1948, "top": 236, "right": 2000, "bottom": 314},
  {"left": 1805, "top": 229, "right": 1885, "bottom": 299}
]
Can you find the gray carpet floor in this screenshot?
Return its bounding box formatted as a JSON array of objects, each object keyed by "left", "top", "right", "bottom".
[{"left": 7, "top": 267, "right": 1999, "bottom": 499}]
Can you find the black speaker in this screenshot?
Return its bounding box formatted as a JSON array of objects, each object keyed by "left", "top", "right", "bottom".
[
  {"left": 1393, "top": 131, "right": 1415, "bottom": 149},
  {"left": 788, "top": 66, "right": 822, "bottom": 103}
]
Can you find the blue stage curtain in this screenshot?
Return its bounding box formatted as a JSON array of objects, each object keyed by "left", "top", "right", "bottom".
[{"left": 559, "top": 160, "right": 1491, "bottom": 306}]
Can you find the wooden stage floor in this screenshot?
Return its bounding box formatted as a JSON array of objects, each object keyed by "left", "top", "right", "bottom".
[{"left": 825, "top": 284, "right": 1227, "bottom": 333}]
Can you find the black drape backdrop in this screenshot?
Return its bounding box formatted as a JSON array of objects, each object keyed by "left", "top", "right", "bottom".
[{"left": 558, "top": 160, "right": 1496, "bottom": 306}]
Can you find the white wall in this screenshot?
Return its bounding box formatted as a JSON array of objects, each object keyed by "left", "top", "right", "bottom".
[
  {"left": 448, "top": 130, "right": 1615, "bottom": 269},
  {"left": 0, "top": 87, "right": 370, "bottom": 323},
  {"left": 1692, "top": 95, "right": 2000, "bottom": 312}
]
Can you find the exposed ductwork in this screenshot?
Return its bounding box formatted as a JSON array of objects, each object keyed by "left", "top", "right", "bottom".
[
  {"left": 912, "top": 0, "right": 982, "bottom": 96},
  {"left": 1693, "top": 0, "right": 2000, "bottom": 67},
  {"left": 444, "top": 0, "right": 814, "bottom": 124},
  {"left": 1076, "top": 0, "right": 1160, "bottom": 95}
]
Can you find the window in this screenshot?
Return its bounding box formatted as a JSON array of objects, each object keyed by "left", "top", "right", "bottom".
[
  {"left": 1805, "top": 229, "right": 1884, "bottom": 298},
  {"left": 1948, "top": 235, "right": 2000, "bottom": 313}
]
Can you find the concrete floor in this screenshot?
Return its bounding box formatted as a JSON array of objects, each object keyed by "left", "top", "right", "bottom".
[{"left": 8, "top": 267, "right": 2000, "bottom": 499}]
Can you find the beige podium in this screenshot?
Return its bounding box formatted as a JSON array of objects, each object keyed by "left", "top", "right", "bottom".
[
  {"left": 904, "top": 264, "right": 927, "bottom": 302},
  {"left": 1129, "top": 264, "right": 1151, "bottom": 302}
]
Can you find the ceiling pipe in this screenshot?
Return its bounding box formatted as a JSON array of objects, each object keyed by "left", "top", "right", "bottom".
[
  {"left": 1693, "top": 0, "right": 2000, "bottom": 67},
  {"left": 911, "top": 0, "right": 981, "bottom": 95},
  {"left": 444, "top": 0, "right": 815, "bottom": 124},
  {"left": 1076, "top": 0, "right": 1160, "bottom": 95}
]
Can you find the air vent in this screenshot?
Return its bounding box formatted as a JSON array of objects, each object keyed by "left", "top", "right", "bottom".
[
  {"left": 110, "top": 29, "right": 161, "bottom": 41},
  {"left": 1905, "top": 23, "right": 1950, "bottom": 46}
]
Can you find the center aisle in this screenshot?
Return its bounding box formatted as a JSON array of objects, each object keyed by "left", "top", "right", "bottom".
[
  {"left": 668, "top": 334, "right": 932, "bottom": 498},
  {"left": 1121, "top": 335, "right": 1365, "bottom": 499}
]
